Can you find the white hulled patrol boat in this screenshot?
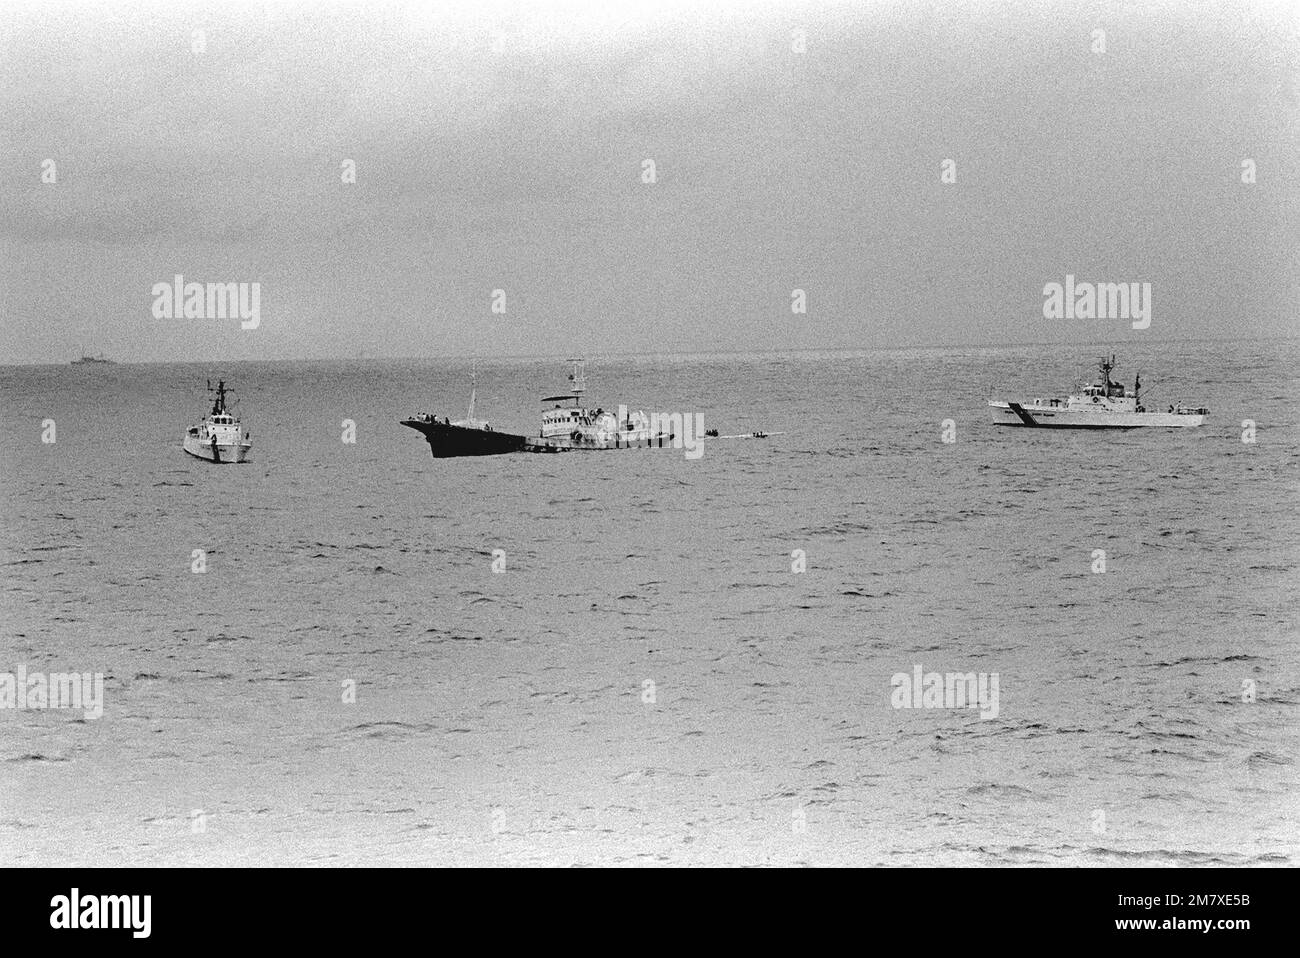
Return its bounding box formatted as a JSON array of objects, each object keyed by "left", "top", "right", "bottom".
[
  {"left": 183, "top": 379, "right": 252, "bottom": 463},
  {"left": 989, "top": 355, "right": 1207, "bottom": 429}
]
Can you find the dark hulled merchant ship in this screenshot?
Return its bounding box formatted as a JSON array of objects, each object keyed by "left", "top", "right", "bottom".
[{"left": 401, "top": 360, "right": 674, "bottom": 458}]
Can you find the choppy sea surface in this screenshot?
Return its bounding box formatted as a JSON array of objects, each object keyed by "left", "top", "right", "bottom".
[{"left": 1, "top": 339, "right": 1296, "bottom": 867}]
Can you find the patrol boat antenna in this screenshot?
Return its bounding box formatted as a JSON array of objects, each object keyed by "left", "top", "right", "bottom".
[{"left": 208, "top": 378, "right": 232, "bottom": 416}]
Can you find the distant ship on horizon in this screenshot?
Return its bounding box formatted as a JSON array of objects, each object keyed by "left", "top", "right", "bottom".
[{"left": 70, "top": 351, "right": 115, "bottom": 365}]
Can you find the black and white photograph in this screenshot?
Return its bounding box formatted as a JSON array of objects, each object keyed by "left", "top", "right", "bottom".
[{"left": 0, "top": 0, "right": 1295, "bottom": 919}]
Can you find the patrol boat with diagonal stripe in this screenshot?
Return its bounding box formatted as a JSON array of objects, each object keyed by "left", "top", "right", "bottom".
[{"left": 989, "top": 355, "right": 1207, "bottom": 429}]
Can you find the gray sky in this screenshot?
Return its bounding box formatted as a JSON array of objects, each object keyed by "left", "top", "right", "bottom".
[{"left": 1, "top": 0, "right": 1296, "bottom": 363}]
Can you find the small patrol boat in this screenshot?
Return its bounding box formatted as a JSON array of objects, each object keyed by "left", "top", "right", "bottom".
[
  {"left": 989, "top": 355, "right": 1208, "bottom": 429},
  {"left": 183, "top": 379, "right": 252, "bottom": 463}
]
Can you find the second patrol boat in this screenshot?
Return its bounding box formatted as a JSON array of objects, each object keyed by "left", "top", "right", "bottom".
[{"left": 989, "top": 355, "right": 1208, "bottom": 429}]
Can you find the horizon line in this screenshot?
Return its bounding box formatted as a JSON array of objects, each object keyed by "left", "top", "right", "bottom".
[{"left": 3, "top": 331, "right": 1295, "bottom": 368}]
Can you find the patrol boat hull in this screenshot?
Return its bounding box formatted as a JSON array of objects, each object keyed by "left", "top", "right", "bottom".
[
  {"left": 989, "top": 402, "right": 1206, "bottom": 429},
  {"left": 989, "top": 355, "right": 1208, "bottom": 429},
  {"left": 182, "top": 435, "right": 252, "bottom": 462}
]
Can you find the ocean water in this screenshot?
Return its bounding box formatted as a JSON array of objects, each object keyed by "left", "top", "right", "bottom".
[{"left": 1, "top": 339, "right": 1296, "bottom": 866}]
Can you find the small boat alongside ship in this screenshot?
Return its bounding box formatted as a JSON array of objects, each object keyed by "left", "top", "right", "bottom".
[
  {"left": 989, "top": 355, "right": 1208, "bottom": 429},
  {"left": 182, "top": 379, "right": 252, "bottom": 463},
  {"left": 401, "top": 360, "right": 675, "bottom": 458}
]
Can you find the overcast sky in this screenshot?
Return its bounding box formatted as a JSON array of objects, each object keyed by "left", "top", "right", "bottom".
[{"left": 0, "top": 0, "right": 1296, "bottom": 363}]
